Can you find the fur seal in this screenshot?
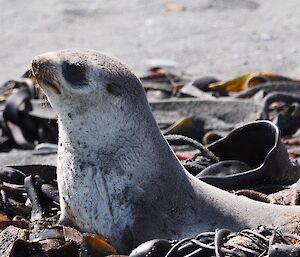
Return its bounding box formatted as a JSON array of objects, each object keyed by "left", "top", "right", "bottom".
[{"left": 31, "top": 49, "right": 300, "bottom": 253}]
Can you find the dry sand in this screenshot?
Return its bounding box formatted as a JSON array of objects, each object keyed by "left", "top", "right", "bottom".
[{"left": 1, "top": 0, "right": 300, "bottom": 84}]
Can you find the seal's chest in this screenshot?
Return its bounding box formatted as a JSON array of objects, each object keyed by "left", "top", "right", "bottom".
[{"left": 59, "top": 165, "right": 133, "bottom": 234}]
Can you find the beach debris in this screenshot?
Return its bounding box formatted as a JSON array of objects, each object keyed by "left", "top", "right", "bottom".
[
  {"left": 209, "top": 72, "right": 296, "bottom": 92},
  {"left": 129, "top": 226, "right": 300, "bottom": 257},
  {"left": 164, "top": 3, "right": 186, "bottom": 12}
]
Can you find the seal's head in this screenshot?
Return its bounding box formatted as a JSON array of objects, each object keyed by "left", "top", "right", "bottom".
[
  {"left": 31, "top": 49, "right": 146, "bottom": 121},
  {"left": 31, "top": 49, "right": 152, "bottom": 149}
]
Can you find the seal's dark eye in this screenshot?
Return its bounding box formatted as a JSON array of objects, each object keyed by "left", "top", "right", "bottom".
[{"left": 62, "top": 61, "right": 88, "bottom": 86}]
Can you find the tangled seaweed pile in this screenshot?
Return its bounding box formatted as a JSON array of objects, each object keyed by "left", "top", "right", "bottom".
[
  {"left": 1, "top": 66, "right": 300, "bottom": 256},
  {"left": 130, "top": 226, "right": 300, "bottom": 257}
]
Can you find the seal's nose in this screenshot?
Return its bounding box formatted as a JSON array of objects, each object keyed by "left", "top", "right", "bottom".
[
  {"left": 32, "top": 56, "right": 49, "bottom": 75},
  {"left": 32, "top": 57, "right": 39, "bottom": 73}
]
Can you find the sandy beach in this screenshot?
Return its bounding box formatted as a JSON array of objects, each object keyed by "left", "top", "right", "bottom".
[{"left": 1, "top": 0, "right": 300, "bottom": 84}]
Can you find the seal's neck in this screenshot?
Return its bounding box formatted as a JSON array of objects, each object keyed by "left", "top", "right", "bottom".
[{"left": 57, "top": 103, "right": 187, "bottom": 184}]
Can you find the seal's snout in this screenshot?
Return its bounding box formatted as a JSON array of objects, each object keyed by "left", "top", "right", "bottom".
[
  {"left": 31, "top": 58, "right": 39, "bottom": 74},
  {"left": 31, "top": 56, "right": 49, "bottom": 76},
  {"left": 31, "top": 56, "right": 62, "bottom": 95}
]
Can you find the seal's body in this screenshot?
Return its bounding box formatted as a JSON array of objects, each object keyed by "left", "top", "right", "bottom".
[{"left": 32, "top": 49, "right": 300, "bottom": 253}]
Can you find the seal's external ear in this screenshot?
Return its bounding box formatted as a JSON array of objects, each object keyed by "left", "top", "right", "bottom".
[{"left": 106, "top": 83, "right": 122, "bottom": 97}]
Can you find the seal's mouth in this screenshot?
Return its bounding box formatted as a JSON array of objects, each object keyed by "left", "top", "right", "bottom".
[{"left": 31, "top": 58, "right": 62, "bottom": 95}]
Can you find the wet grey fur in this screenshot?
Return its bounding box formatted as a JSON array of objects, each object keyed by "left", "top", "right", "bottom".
[{"left": 32, "top": 49, "right": 300, "bottom": 254}]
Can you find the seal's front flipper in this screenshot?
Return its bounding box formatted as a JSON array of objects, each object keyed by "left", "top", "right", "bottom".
[{"left": 58, "top": 201, "right": 77, "bottom": 228}]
